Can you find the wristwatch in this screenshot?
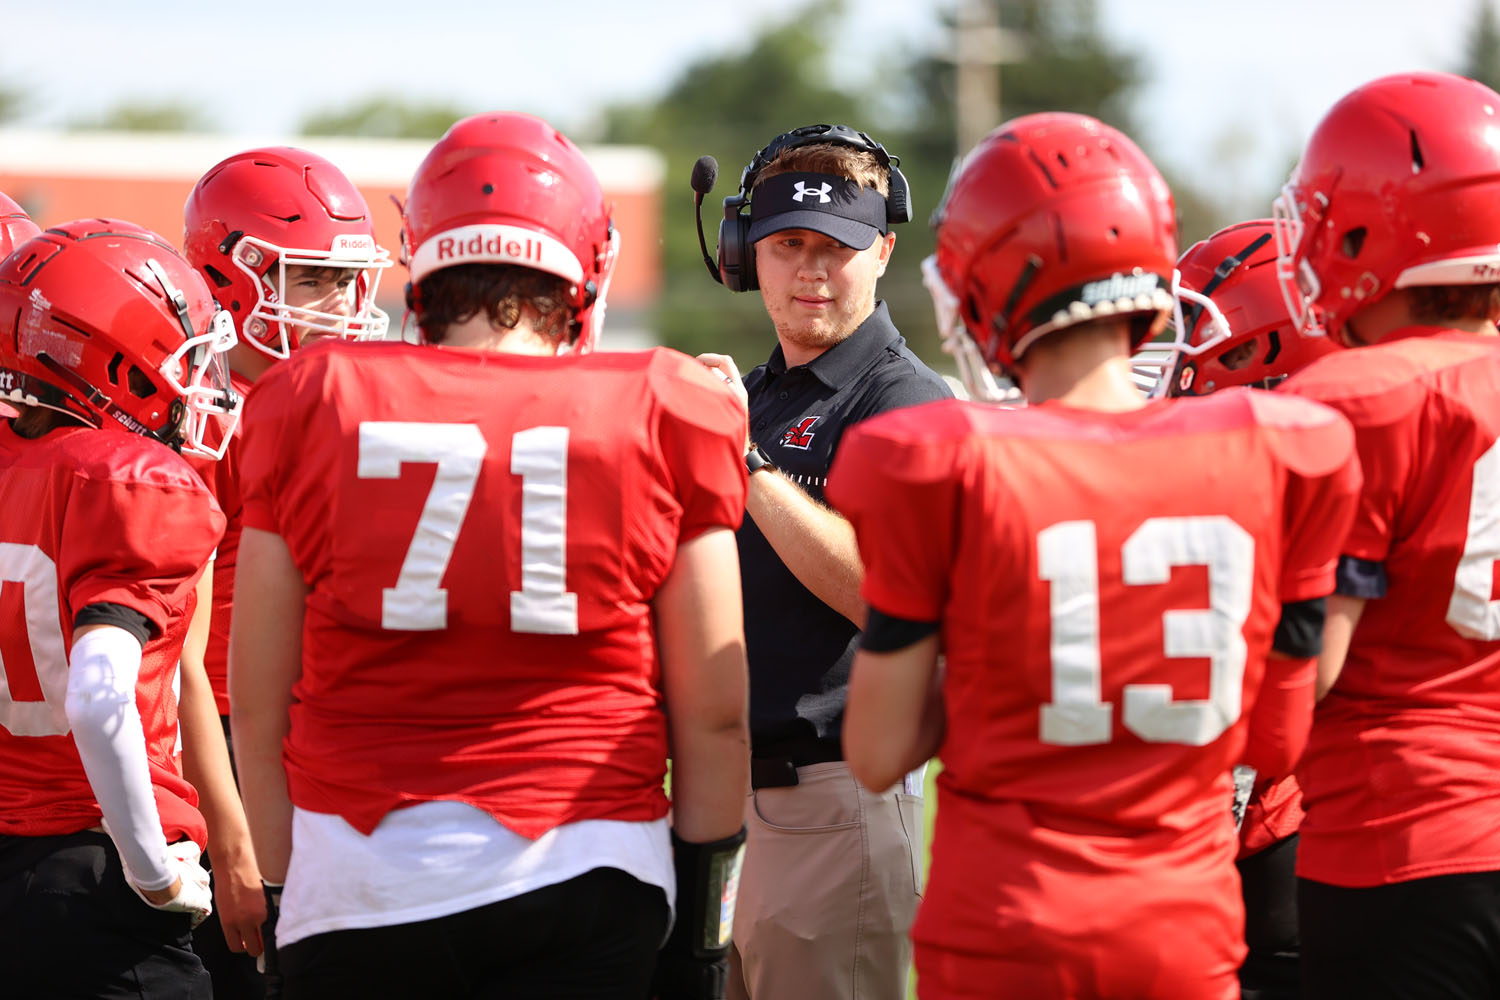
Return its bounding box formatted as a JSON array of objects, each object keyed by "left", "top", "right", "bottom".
[{"left": 745, "top": 443, "right": 776, "bottom": 476}]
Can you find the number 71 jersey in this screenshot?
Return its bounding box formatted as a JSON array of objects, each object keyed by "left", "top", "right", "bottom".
[{"left": 237, "top": 341, "right": 748, "bottom": 839}]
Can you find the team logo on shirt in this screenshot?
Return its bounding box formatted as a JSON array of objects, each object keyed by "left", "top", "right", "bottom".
[{"left": 781, "top": 416, "right": 821, "bottom": 450}]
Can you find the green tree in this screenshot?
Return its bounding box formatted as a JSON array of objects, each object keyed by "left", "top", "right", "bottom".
[
  {"left": 300, "top": 97, "right": 470, "bottom": 139},
  {"left": 600, "top": 0, "right": 1217, "bottom": 368},
  {"left": 1461, "top": 0, "right": 1500, "bottom": 91},
  {"left": 69, "top": 102, "right": 209, "bottom": 132},
  {"left": 595, "top": 2, "right": 876, "bottom": 362}
]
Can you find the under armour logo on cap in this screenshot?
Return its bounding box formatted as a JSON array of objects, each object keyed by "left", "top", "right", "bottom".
[
  {"left": 748, "top": 172, "right": 889, "bottom": 251},
  {"left": 792, "top": 181, "right": 833, "bottom": 204}
]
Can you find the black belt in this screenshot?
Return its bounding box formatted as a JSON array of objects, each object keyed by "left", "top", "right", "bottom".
[{"left": 750, "top": 743, "right": 843, "bottom": 789}]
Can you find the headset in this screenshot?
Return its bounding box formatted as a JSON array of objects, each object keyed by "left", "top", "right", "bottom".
[{"left": 691, "top": 124, "right": 912, "bottom": 293}]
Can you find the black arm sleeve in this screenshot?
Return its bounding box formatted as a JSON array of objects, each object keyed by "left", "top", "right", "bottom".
[
  {"left": 1335, "top": 555, "right": 1387, "bottom": 600},
  {"left": 860, "top": 607, "right": 940, "bottom": 653},
  {"left": 1272, "top": 597, "right": 1326, "bottom": 659},
  {"left": 74, "top": 603, "right": 154, "bottom": 645}
]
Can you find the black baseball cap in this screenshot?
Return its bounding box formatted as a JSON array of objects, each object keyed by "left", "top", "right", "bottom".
[{"left": 748, "top": 172, "right": 889, "bottom": 250}]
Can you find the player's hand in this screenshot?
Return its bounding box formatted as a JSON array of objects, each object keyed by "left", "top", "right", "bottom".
[
  {"left": 696, "top": 353, "right": 749, "bottom": 410},
  {"left": 213, "top": 846, "right": 268, "bottom": 956},
  {"left": 129, "top": 841, "right": 213, "bottom": 928},
  {"left": 650, "top": 952, "right": 729, "bottom": 1000}
]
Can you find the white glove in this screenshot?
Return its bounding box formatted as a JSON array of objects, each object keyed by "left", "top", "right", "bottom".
[{"left": 127, "top": 841, "right": 214, "bottom": 929}]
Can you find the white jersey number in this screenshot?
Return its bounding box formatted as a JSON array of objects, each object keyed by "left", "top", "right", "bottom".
[
  {"left": 1447, "top": 438, "right": 1500, "bottom": 641},
  {"left": 357, "top": 422, "right": 578, "bottom": 634},
  {"left": 0, "top": 542, "right": 71, "bottom": 737},
  {"left": 1039, "top": 516, "right": 1254, "bottom": 746}
]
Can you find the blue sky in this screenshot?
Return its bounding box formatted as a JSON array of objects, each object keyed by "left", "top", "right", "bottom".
[{"left": 5, "top": 0, "right": 1482, "bottom": 213}]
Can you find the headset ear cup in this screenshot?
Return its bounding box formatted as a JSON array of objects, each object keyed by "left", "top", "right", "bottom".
[
  {"left": 886, "top": 165, "right": 913, "bottom": 226},
  {"left": 717, "top": 212, "right": 759, "bottom": 293},
  {"left": 737, "top": 214, "right": 757, "bottom": 293},
  {"left": 716, "top": 216, "right": 741, "bottom": 292}
]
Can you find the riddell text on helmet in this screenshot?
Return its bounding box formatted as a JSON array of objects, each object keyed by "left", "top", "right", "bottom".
[{"left": 436, "top": 233, "right": 545, "bottom": 266}]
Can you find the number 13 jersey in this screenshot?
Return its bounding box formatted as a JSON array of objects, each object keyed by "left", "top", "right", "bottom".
[
  {"left": 238, "top": 341, "right": 747, "bottom": 839},
  {"left": 826, "top": 389, "right": 1360, "bottom": 966}
]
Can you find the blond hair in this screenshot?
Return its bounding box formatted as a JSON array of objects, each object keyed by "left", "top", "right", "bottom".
[{"left": 753, "top": 143, "right": 890, "bottom": 197}]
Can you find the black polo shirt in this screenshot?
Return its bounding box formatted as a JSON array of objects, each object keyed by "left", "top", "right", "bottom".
[{"left": 738, "top": 301, "right": 952, "bottom": 758}]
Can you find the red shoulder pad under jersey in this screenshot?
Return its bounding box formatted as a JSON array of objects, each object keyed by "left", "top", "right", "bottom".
[
  {"left": 645, "top": 348, "right": 748, "bottom": 540},
  {"left": 1280, "top": 336, "right": 1445, "bottom": 562},
  {"left": 51, "top": 429, "right": 224, "bottom": 634},
  {"left": 827, "top": 398, "right": 973, "bottom": 622},
  {"left": 1233, "top": 389, "right": 1363, "bottom": 602}
]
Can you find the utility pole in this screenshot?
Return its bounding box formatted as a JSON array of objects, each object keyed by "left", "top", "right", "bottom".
[{"left": 950, "top": 0, "right": 1027, "bottom": 156}]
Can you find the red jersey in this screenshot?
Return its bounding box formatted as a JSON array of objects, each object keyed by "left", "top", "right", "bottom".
[
  {"left": 1282, "top": 328, "right": 1500, "bottom": 887},
  {"left": 827, "top": 390, "right": 1359, "bottom": 985},
  {"left": 186, "top": 370, "right": 254, "bottom": 716},
  {"left": 0, "top": 422, "right": 221, "bottom": 846},
  {"left": 238, "top": 341, "right": 747, "bottom": 838}
]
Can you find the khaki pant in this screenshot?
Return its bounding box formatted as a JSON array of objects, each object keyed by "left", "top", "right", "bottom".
[{"left": 728, "top": 761, "right": 923, "bottom": 1000}]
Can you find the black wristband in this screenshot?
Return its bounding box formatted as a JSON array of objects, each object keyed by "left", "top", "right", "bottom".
[
  {"left": 1273, "top": 597, "right": 1326, "bottom": 658},
  {"left": 653, "top": 827, "right": 746, "bottom": 1000},
  {"left": 261, "top": 882, "right": 284, "bottom": 983},
  {"left": 745, "top": 444, "right": 775, "bottom": 476}
]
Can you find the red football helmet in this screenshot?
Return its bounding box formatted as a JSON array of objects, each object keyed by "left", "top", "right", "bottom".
[
  {"left": 0, "top": 219, "right": 240, "bottom": 458},
  {"left": 0, "top": 191, "right": 39, "bottom": 259},
  {"left": 928, "top": 112, "right": 1177, "bottom": 400},
  {"left": 1151, "top": 220, "right": 1338, "bottom": 397},
  {"left": 401, "top": 112, "right": 619, "bottom": 353},
  {"left": 183, "top": 147, "right": 391, "bottom": 360},
  {"left": 1273, "top": 72, "right": 1500, "bottom": 345}
]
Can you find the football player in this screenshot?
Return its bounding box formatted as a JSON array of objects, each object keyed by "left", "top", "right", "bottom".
[
  {"left": 229, "top": 112, "right": 750, "bottom": 999},
  {"left": 1274, "top": 72, "right": 1500, "bottom": 999},
  {"left": 826, "top": 113, "right": 1362, "bottom": 999},
  {"left": 181, "top": 145, "right": 391, "bottom": 995},
  {"left": 1163, "top": 219, "right": 1339, "bottom": 1000},
  {"left": 0, "top": 219, "right": 238, "bottom": 998}
]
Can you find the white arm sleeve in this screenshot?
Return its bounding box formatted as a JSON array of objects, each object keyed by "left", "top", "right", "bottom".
[{"left": 65, "top": 624, "right": 175, "bottom": 891}]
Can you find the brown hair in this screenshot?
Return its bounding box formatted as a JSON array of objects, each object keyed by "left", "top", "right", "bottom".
[
  {"left": 8, "top": 403, "right": 83, "bottom": 439},
  {"left": 415, "top": 263, "right": 574, "bottom": 345},
  {"left": 1407, "top": 284, "right": 1500, "bottom": 324},
  {"left": 753, "top": 142, "right": 890, "bottom": 197}
]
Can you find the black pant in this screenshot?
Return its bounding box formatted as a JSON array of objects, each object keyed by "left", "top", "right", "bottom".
[
  {"left": 1299, "top": 869, "right": 1500, "bottom": 999},
  {"left": 279, "top": 865, "right": 669, "bottom": 999},
  {"left": 194, "top": 843, "right": 267, "bottom": 1000},
  {"left": 1237, "top": 834, "right": 1299, "bottom": 1000},
  {"left": 192, "top": 714, "right": 267, "bottom": 1000},
  {"left": 0, "top": 829, "right": 211, "bottom": 999}
]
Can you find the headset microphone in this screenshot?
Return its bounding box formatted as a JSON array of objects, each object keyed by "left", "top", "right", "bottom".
[{"left": 690, "top": 156, "right": 724, "bottom": 285}]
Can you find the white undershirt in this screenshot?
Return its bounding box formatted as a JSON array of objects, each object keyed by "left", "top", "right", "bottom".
[{"left": 276, "top": 801, "right": 674, "bottom": 948}]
